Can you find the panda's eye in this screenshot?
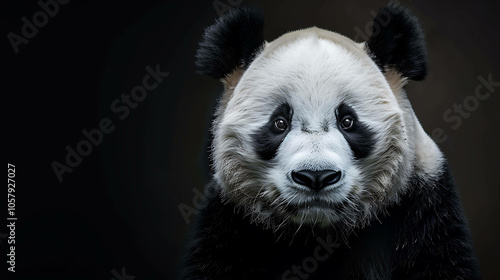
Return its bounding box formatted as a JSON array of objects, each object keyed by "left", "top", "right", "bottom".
[
  {"left": 341, "top": 116, "right": 354, "bottom": 129},
  {"left": 274, "top": 118, "right": 288, "bottom": 131}
]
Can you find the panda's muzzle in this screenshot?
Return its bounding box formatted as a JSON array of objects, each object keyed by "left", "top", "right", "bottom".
[{"left": 291, "top": 169, "right": 342, "bottom": 190}]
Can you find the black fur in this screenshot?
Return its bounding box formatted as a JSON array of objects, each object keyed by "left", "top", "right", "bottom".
[
  {"left": 177, "top": 165, "right": 480, "bottom": 279},
  {"left": 253, "top": 103, "right": 293, "bottom": 160},
  {"left": 336, "top": 103, "right": 375, "bottom": 159},
  {"left": 366, "top": 3, "right": 427, "bottom": 80},
  {"left": 195, "top": 7, "right": 265, "bottom": 80}
]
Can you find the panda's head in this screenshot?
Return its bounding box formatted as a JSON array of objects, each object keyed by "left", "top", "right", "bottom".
[{"left": 197, "top": 4, "right": 437, "bottom": 231}]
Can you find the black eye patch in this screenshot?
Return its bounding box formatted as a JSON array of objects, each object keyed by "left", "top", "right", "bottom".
[
  {"left": 252, "top": 103, "right": 292, "bottom": 160},
  {"left": 336, "top": 103, "right": 375, "bottom": 159}
]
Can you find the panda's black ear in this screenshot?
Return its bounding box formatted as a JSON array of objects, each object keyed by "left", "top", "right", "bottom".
[
  {"left": 196, "top": 7, "right": 265, "bottom": 80},
  {"left": 366, "top": 3, "right": 427, "bottom": 81}
]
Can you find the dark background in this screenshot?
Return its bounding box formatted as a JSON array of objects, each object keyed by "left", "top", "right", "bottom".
[{"left": 4, "top": 0, "right": 499, "bottom": 279}]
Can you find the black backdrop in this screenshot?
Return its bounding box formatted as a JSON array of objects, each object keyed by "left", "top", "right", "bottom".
[{"left": 4, "top": 0, "right": 500, "bottom": 279}]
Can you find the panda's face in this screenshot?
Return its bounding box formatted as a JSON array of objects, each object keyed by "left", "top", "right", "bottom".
[{"left": 212, "top": 28, "right": 409, "bottom": 229}]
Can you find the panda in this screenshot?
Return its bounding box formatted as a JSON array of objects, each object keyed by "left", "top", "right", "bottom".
[{"left": 178, "top": 3, "right": 480, "bottom": 280}]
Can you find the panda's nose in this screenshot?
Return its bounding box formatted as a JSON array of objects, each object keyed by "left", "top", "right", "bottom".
[{"left": 291, "top": 170, "right": 341, "bottom": 190}]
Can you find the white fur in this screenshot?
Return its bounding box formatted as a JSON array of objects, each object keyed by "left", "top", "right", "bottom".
[{"left": 211, "top": 27, "right": 444, "bottom": 231}]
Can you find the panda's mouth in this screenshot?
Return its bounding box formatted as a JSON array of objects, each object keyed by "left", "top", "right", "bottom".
[
  {"left": 279, "top": 180, "right": 351, "bottom": 214},
  {"left": 287, "top": 198, "right": 348, "bottom": 213}
]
